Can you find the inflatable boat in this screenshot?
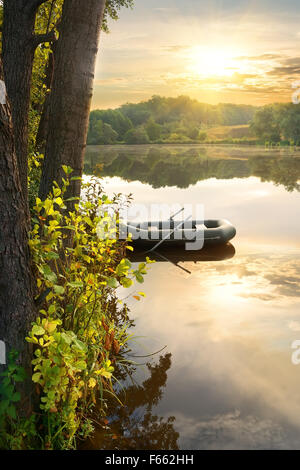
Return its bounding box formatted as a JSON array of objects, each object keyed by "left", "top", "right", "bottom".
[{"left": 120, "top": 219, "right": 236, "bottom": 249}]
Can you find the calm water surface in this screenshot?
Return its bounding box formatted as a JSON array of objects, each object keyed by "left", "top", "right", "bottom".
[{"left": 84, "top": 145, "right": 300, "bottom": 450}]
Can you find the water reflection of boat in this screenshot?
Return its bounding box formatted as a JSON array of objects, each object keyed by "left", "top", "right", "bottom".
[{"left": 130, "top": 242, "right": 236, "bottom": 264}]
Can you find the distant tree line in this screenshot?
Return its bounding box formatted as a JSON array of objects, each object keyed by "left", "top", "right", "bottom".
[
  {"left": 87, "top": 95, "right": 257, "bottom": 145},
  {"left": 250, "top": 103, "right": 300, "bottom": 145}
]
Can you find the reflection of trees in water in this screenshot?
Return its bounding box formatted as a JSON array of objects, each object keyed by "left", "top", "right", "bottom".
[
  {"left": 81, "top": 354, "right": 179, "bottom": 450},
  {"left": 249, "top": 157, "right": 300, "bottom": 192},
  {"left": 84, "top": 147, "right": 300, "bottom": 192},
  {"left": 84, "top": 147, "right": 249, "bottom": 188}
]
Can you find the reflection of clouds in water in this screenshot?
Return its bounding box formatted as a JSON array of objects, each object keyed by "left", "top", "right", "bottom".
[
  {"left": 211, "top": 263, "right": 256, "bottom": 278},
  {"left": 197, "top": 252, "right": 300, "bottom": 302},
  {"left": 239, "top": 292, "right": 276, "bottom": 301},
  {"left": 172, "top": 410, "right": 287, "bottom": 450},
  {"left": 288, "top": 321, "right": 300, "bottom": 332},
  {"left": 266, "top": 273, "right": 300, "bottom": 298},
  {"left": 132, "top": 249, "right": 300, "bottom": 449}
]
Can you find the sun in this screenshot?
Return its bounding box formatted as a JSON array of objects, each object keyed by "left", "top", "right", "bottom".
[{"left": 187, "top": 46, "right": 241, "bottom": 78}]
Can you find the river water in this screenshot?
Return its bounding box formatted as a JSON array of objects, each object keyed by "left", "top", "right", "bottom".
[{"left": 83, "top": 145, "right": 300, "bottom": 450}]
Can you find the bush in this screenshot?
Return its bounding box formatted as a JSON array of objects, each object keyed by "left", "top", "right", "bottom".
[{"left": 0, "top": 168, "right": 152, "bottom": 450}]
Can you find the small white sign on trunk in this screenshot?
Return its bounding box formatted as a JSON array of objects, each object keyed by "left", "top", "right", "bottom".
[
  {"left": 0, "top": 80, "right": 7, "bottom": 105},
  {"left": 0, "top": 340, "right": 6, "bottom": 365}
]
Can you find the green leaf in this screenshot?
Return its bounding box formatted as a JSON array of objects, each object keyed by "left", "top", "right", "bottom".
[
  {"left": 72, "top": 338, "right": 87, "bottom": 353},
  {"left": 70, "top": 177, "right": 82, "bottom": 182},
  {"left": 0, "top": 400, "right": 9, "bottom": 415},
  {"left": 32, "top": 373, "right": 42, "bottom": 383},
  {"left": 62, "top": 165, "right": 73, "bottom": 175},
  {"left": 60, "top": 332, "right": 73, "bottom": 345},
  {"left": 74, "top": 361, "right": 87, "bottom": 370},
  {"left": 6, "top": 405, "right": 16, "bottom": 420},
  {"left": 42, "top": 265, "right": 57, "bottom": 284},
  {"left": 121, "top": 278, "right": 133, "bottom": 288},
  {"left": 46, "top": 252, "right": 60, "bottom": 260},
  {"left": 32, "top": 325, "right": 45, "bottom": 336},
  {"left": 48, "top": 304, "right": 56, "bottom": 315},
  {"left": 11, "top": 392, "right": 21, "bottom": 403},
  {"left": 12, "top": 368, "right": 26, "bottom": 382},
  {"left": 135, "top": 273, "right": 144, "bottom": 284},
  {"left": 68, "top": 281, "right": 83, "bottom": 288},
  {"left": 107, "top": 277, "right": 118, "bottom": 288},
  {"left": 54, "top": 285, "right": 65, "bottom": 295}
]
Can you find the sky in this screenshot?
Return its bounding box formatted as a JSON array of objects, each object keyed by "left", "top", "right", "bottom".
[{"left": 92, "top": 0, "right": 300, "bottom": 109}]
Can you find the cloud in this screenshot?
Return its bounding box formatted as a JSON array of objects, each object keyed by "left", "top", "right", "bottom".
[
  {"left": 257, "top": 54, "right": 284, "bottom": 61},
  {"left": 93, "top": 0, "right": 300, "bottom": 107},
  {"left": 163, "top": 45, "right": 190, "bottom": 53},
  {"left": 267, "top": 66, "right": 300, "bottom": 76},
  {"left": 237, "top": 54, "right": 284, "bottom": 62}
]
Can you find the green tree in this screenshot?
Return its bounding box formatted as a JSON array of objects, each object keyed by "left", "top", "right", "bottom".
[
  {"left": 145, "top": 118, "right": 162, "bottom": 141},
  {"left": 124, "top": 128, "right": 150, "bottom": 144},
  {"left": 87, "top": 119, "right": 105, "bottom": 145},
  {"left": 187, "top": 126, "right": 199, "bottom": 140},
  {"left": 120, "top": 102, "right": 151, "bottom": 126},
  {"left": 101, "top": 122, "right": 119, "bottom": 144},
  {"left": 278, "top": 104, "right": 300, "bottom": 144},
  {"left": 250, "top": 106, "right": 281, "bottom": 143},
  {"left": 88, "top": 109, "right": 132, "bottom": 142},
  {"left": 199, "top": 130, "right": 207, "bottom": 142}
]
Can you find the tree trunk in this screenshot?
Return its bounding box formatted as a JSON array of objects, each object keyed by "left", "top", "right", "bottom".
[
  {"left": 35, "top": 46, "right": 55, "bottom": 153},
  {"left": 39, "top": 0, "right": 106, "bottom": 201},
  {"left": 0, "top": 67, "right": 36, "bottom": 413},
  {"left": 2, "top": 1, "right": 36, "bottom": 201},
  {"left": 2, "top": 0, "right": 54, "bottom": 202}
]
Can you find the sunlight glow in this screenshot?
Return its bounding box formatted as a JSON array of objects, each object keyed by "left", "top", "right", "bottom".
[{"left": 187, "top": 46, "right": 245, "bottom": 78}]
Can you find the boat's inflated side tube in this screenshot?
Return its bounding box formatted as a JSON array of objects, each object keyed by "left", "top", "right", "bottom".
[
  {"left": 119, "top": 219, "right": 236, "bottom": 247},
  {"left": 202, "top": 219, "right": 236, "bottom": 244}
]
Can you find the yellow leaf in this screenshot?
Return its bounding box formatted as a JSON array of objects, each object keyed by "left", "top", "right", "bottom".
[
  {"left": 101, "top": 370, "right": 112, "bottom": 379},
  {"left": 44, "top": 321, "right": 57, "bottom": 334},
  {"left": 54, "top": 197, "right": 64, "bottom": 206},
  {"left": 88, "top": 378, "right": 97, "bottom": 388}
]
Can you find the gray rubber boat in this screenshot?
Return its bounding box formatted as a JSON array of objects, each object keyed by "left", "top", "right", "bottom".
[{"left": 120, "top": 219, "right": 236, "bottom": 248}]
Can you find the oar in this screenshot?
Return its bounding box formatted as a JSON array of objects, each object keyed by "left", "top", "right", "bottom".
[
  {"left": 146, "top": 214, "right": 192, "bottom": 253},
  {"left": 151, "top": 250, "right": 192, "bottom": 274},
  {"left": 170, "top": 207, "right": 184, "bottom": 220}
]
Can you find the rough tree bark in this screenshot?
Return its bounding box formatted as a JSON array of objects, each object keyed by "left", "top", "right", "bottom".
[
  {"left": 35, "top": 45, "right": 55, "bottom": 153},
  {"left": 2, "top": 0, "right": 56, "bottom": 201},
  {"left": 0, "top": 66, "right": 36, "bottom": 412},
  {"left": 39, "top": 0, "right": 106, "bottom": 201}
]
